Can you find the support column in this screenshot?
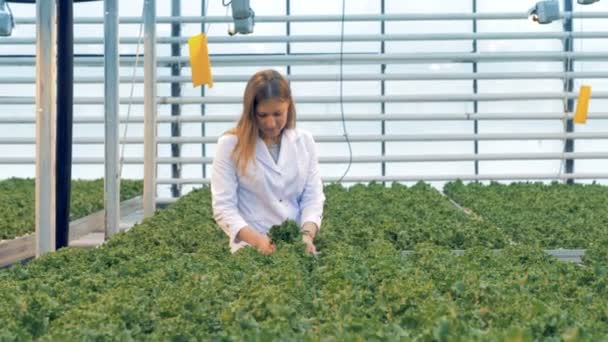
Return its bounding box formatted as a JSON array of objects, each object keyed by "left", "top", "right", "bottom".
[
  {"left": 104, "top": 0, "right": 120, "bottom": 237},
  {"left": 35, "top": 0, "right": 57, "bottom": 256},
  {"left": 56, "top": 0, "right": 74, "bottom": 249},
  {"left": 144, "top": 0, "right": 157, "bottom": 217},
  {"left": 170, "top": 0, "right": 182, "bottom": 197},
  {"left": 201, "top": 0, "right": 207, "bottom": 180},
  {"left": 563, "top": 0, "right": 575, "bottom": 184},
  {"left": 473, "top": 0, "right": 479, "bottom": 176},
  {"left": 286, "top": 0, "right": 291, "bottom": 76},
  {"left": 380, "top": 0, "right": 386, "bottom": 180}
]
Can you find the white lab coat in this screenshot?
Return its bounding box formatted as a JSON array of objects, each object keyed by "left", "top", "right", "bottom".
[{"left": 211, "top": 128, "right": 325, "bottom": 253}]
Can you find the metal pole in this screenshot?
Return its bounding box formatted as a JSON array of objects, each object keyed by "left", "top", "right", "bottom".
[
  {"left": 380, "top": 0, "right": 386, "bottom": 181},
  {"left": 35, "top": 0, "right": 57, "bottom": 256},
  {"left": 201, "top": 0, "right": 207, "bottom": 180},
  {"left": 144, "top": 0, "right": 157, "bottom": 217},
  {"left": 473, "top": 0, "right": 479, "bottom": 175},
  {"left": 56, "top": 0, "right": 74, "bottom": 249},
  {"left": 286, "top": 0, "right": 291, "bottom": 76},
  {"left": 170, "top": 0, "right": 182, "bottom": 197},
  {"left": 104, "top": 0, "right": 120, "bottom": 237},
  {"left": 563, "top": 0, "right": 575, "bottom": 184}
]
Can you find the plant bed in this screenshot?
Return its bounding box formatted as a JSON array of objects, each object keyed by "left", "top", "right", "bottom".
[
  {"left": 444, "top": 180, "right": 608, "bottom": 249},
  {"left": 0, "top": 196, "right": 143, "bottom": 268},
  {"left": 0, "top": 178, "right": 143, "bottom": 241},
  {"left": 0, "top": 183, "right": 607, "bottom": 340}
]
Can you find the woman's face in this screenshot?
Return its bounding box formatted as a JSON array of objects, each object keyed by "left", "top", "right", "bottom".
[{"left": 255, "top": 98, "right": 289, "bottom": 141}]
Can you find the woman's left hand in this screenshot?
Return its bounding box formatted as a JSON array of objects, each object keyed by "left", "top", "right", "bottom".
[
  {"left": 301, "top": 222, "right": 319, "bottom": 256},
  {"left": 302, "top": 234, "right": 317, "bottom": 255}
]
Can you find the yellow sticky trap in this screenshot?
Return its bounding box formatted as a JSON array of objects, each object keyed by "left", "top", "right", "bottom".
[
  {"left": 574, "top": 85, "right": 591, "bottom": 124},
  {"left": 188, "top": 33, "right": 213, "bottom": 88}
]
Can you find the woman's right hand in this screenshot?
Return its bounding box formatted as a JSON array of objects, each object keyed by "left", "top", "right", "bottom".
[
  {"left": 236, "top": 227, "right": 276, "bottom": 255},
  {"left": 255, "top": 235, "right": 276, "bottom": 255}
]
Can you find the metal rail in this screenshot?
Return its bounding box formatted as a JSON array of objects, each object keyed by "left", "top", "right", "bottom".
[
  {"left": 4, "top": 31, "right": 608, "bottom": 45},
  {"left": 5, "top": 91, "right": 608, "bottom": 105},
  {"left": 4, "top": 71, "right": 608, "bottom": 83},
  {"left": 155, "top": 173, "right": 608, "bottom": 186},
  {"left": 3, "top": 51, "right": 608, "bottom": 67},
  {"left": 2, "top": 132, "right": 608, "bottom": 145},
  {"left": 402, "top": 249, "right": 586, "bottom": 263},
  {"left": 3, "top": 152, "right": 608, "bottom": 165},
  {"left": 154, "top": 172, "right": 608, "bottom": 204},
  {"left": 13, "top": 12, "right": 608, "bottom": 24},
  {"left": 3, "top": 112, "right": 608, "bottom": 124}
]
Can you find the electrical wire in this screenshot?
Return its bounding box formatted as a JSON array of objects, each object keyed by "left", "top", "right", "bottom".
[
  {"left": 118, "top": 4, "right": 145, "bottom": 179},
  {"left": 204, "top": 0, "right": 211, "bottom": 33},
  {"left": 336, "top": 0, "right": 352, "bottom": 184},
  {"left": 225, "top": 2, "right": 231, "bottom": 34}
]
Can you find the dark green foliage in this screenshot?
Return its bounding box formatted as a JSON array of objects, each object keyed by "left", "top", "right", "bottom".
[
  {"left": 444, "top": 180, "right": 608, "bottom": 248},
  {"left": 321, "top": 181, "right": 509, "bottom": 250},
  {"left": 268, "top": 220, "right": 301, "bottom": 245},
  {"left": 0, "top": 182, "right": 607, "bottom": 339},
  {"left": 0, "top": 178, "right": 143, "bottom": 240}
]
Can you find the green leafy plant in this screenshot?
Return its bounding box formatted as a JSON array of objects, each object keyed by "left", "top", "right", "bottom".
[
  {"left": 0, "top": 178, "right": 143, "bottom": 240},
  {"left": 444, "top": 180, "right": 608, "bottom": 248},
  {"left": 0, "top": 182, "right": 607, "bottom": 339},
  {"left": 268, "top": 220, "right": 300, "bottom": 245}
]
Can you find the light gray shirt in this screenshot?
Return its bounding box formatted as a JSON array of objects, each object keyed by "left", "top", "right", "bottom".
[{"left": 267, "top": 142, "right": 281, "bottom": 164}]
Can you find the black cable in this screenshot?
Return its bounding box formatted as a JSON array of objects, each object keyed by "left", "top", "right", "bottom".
[
  {"left": 222, "top": 0, "right": 232, "bottom": 7},
  {"left": 336, "top": 0, "right": 352, "bottom": 184}
]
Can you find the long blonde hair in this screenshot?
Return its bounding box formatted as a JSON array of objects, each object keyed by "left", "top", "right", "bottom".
[{"left": 226, "top": 69, "right": 296, "bottom": 176}]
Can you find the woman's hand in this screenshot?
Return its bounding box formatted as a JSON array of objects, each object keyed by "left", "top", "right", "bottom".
[
  {"left": 255, "top": 234, "right": 276, "bottom": 255},
  {"left": 302, "top": 234, "right": 317, "bottom": 255},
  {"left": 236, "top": 227, "right": 276, "bottom": 255},
  {"left": 301, "top": 222, "right": 319, "bottom": 256}
]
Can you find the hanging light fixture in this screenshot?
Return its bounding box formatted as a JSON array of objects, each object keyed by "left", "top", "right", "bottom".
[
  {"left": 0, "top": 0, "right": 15, "bottom": 36},
  {"left": 529, "top": 0, "right": 560, "bottom": 24},
  {"left": 228, "top": 0, "right": 255, "bottom": 35}
]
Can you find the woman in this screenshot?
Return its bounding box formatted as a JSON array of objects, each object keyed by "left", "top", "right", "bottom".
[{"left": 211, "top": 69, "right": 325, "bottom": 255}]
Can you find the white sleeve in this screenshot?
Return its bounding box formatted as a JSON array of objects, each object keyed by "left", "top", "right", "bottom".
[
  {"left": 299, "top": 132, "right": 325, "bottom": 230},
  {"left": 211, "top": 135, "right": 249, "bottom": 245}
]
